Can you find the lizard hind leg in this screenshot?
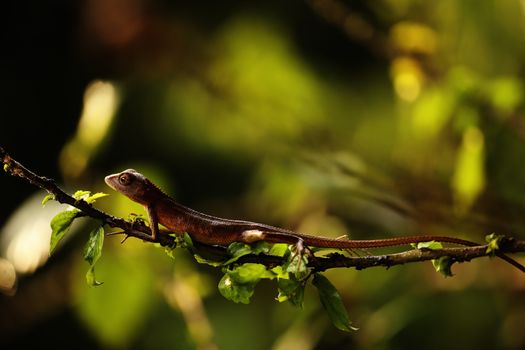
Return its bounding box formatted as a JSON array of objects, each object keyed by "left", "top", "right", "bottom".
[
  {"left": 288, "top": 238, "right": 316, "bottom": 278},
  {"left": 334, "top": 234, "right": 371, "bottom": 257}
]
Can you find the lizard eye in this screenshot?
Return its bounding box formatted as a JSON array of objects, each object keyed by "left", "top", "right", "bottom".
[{"left": 118, "top": 173, "right": 132, "bottom": 185}]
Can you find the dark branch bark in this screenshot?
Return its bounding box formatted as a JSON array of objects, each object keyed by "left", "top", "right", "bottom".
[
  {"left": 1, "top": 146, "right": 524, "bottom": 272},
  {"left": 1, "top": 146, "right": 174, "bottom": 246}
]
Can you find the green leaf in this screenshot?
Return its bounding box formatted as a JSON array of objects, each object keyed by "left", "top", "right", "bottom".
[
  {"left": 49, "top": 209, "right": 81, "bottom": 255},
  {"left": 228, "top": 263, "right": 274, "bottom": 283},
  {"left": 86, "top": 192, "right": 109, "bottom": 204},
  {"left": 415, "top": 241, "right": 443, "bottom": 250},
  {"left": 284, "top": 247, "right": 309, "bottom": 280},
  {"left": 313, "top": 273, "right": 357, "bottom": 332},
  {"left": 86, "top": 266, "right": 104, "bottom": 286},
  {"left": 182, "top": 232, "right": 194, "bottom": 248},
  {"left": 218, "top": 274, "right": 256, "bottom": 304},
  {"left": 3, "top": 163, "right": 10, "bottom": 172},
  {"left": 432, "top": 256, "right": 454, "bottom": 277},
  {"left": 163, "top": 246, "right": 177, "bottom": 260},
  {"left": 84, "top": 226, "right": 105, "bottom": 265},
  {"left": 73, "top": 190, "right": 91, "bottom": 200},
  {"left": 270, "top": 265, "right": 288, "bottom": 279},
  {"left": 223, "top": 242, "right": 253, "bottom": 265},
  {"left": 193, "top": 254, "right": 223, "bottom": 267},
  {"left": 251, "top": 241, "right": 271, "bottom": 254},
  {"left": 485, "top": 233, "right": 503, "bottom": 254},
  {"left": 42, "top": 193, "right": 55, "bottom": 206},
  {"left": 83, "top": 225, "right": 105, "bottom": 286},
  {"left": 277, "top": 279, "right": 305, "bottom": 307},
  {"left": 73, "top": 246, "right": 156, "bottom": 347},
  {"left": 222, "top": 241, "right": 272, "bottom": 266},
  {"left": 218, "top": 263, "right": 275, "bottom": 304},
  {"left": 269, "top": 243, "right": 289, "bottom": 257}
]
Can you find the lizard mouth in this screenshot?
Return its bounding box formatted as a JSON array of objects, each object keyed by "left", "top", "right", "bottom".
[{"left": 104, "top": 174, "right": 118, "bottom": 190}]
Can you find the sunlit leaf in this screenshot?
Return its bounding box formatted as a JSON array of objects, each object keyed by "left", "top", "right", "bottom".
[
  {"left": 49, "top": 209, "right": 81, "bottom": 255},
  {"left": 270, "top": 265, "right": 288, "bottom": 279},
  {"left": 228, "top": 263, "right": 275, "bottom": 283},
  {"left": 415, "top": 241, "right": 443, "bottom": 250},
  {"left": 313, "top": 273, "right": 357, "bottom": 332},
  {"left": 42, "top": 193, "right": 55, "bottom": 206},
  {"left": 485, "top": 233, "right": 503, "bottom": 254},
  {"left": 269, "top": 243, "right": 288, "bottom": 257},
  {"left": 73, "top": 190, "right": 91, "bottom": 200},
  {"left": 86, "top": 192, "right": 109, "bottom": 204}
]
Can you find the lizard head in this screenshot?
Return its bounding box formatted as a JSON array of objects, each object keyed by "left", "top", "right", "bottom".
[{"left": 105, "top": 169, "right": 157, "bottom": 205}]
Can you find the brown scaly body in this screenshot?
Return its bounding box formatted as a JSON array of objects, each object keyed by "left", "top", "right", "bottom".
[{"left": 105, "top": 169, "right": 524, "bottom": 272}]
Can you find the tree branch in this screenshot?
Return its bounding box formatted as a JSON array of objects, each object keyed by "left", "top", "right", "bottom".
[
  {"left": 1, "top": 146, "right": 174, "bottom": 246},
  {"left": 1, "top": 146, "right": 524, "bottom": 272}
]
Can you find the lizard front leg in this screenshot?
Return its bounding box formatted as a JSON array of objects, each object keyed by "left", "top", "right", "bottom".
[{"left": 146, "top": 205, "right": 160, "bottom": 241}]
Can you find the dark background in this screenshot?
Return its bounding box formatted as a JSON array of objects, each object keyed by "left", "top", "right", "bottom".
[{"left": 1, "top": 0, "right": 525, "bottom": 349}]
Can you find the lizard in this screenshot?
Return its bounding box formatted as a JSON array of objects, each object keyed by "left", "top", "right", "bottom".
[{"left": 104, "top": 169, "right": 525, "bottom": 272}]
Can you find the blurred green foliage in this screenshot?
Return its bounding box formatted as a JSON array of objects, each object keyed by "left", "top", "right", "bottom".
[{"left": 2, "top": 0, "right": 525, "bottom": 349}]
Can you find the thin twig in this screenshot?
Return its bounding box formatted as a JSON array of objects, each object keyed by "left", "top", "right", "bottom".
[{"left": 1, "top": 146, "right": 174, "bottom": 246}]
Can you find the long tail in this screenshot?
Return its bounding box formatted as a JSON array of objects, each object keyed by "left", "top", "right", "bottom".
[
  {"left": 284, "top": 233, "right": 525, "bottom": 273},
  {"left": 299, "top": 234, "right": 476, "bottom": 249}
]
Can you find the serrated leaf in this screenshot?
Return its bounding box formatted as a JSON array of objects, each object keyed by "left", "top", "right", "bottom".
[
  {"left": 416, "top": 241, "right": 443, "bottom": 250},
  {"left": 432, "top": 256, "right": 454, "bottom": 277},
  {"left": 277, "top": 279, "right": 305, "bottom": 307},
  {"left": 49, "top": 209, "right": 81, "bottom": 255},
  {"left": 313, "top": 273, "right": 357, "bottom": 332},
  {"left": 86, "top": 192, "right": 109, "bottom": 204},
  {"left": 83, "top": 226, "right": 105, "bottom": 266},
  {"left": 42, "top": 193, "right": 55, "bottom": 206}
]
